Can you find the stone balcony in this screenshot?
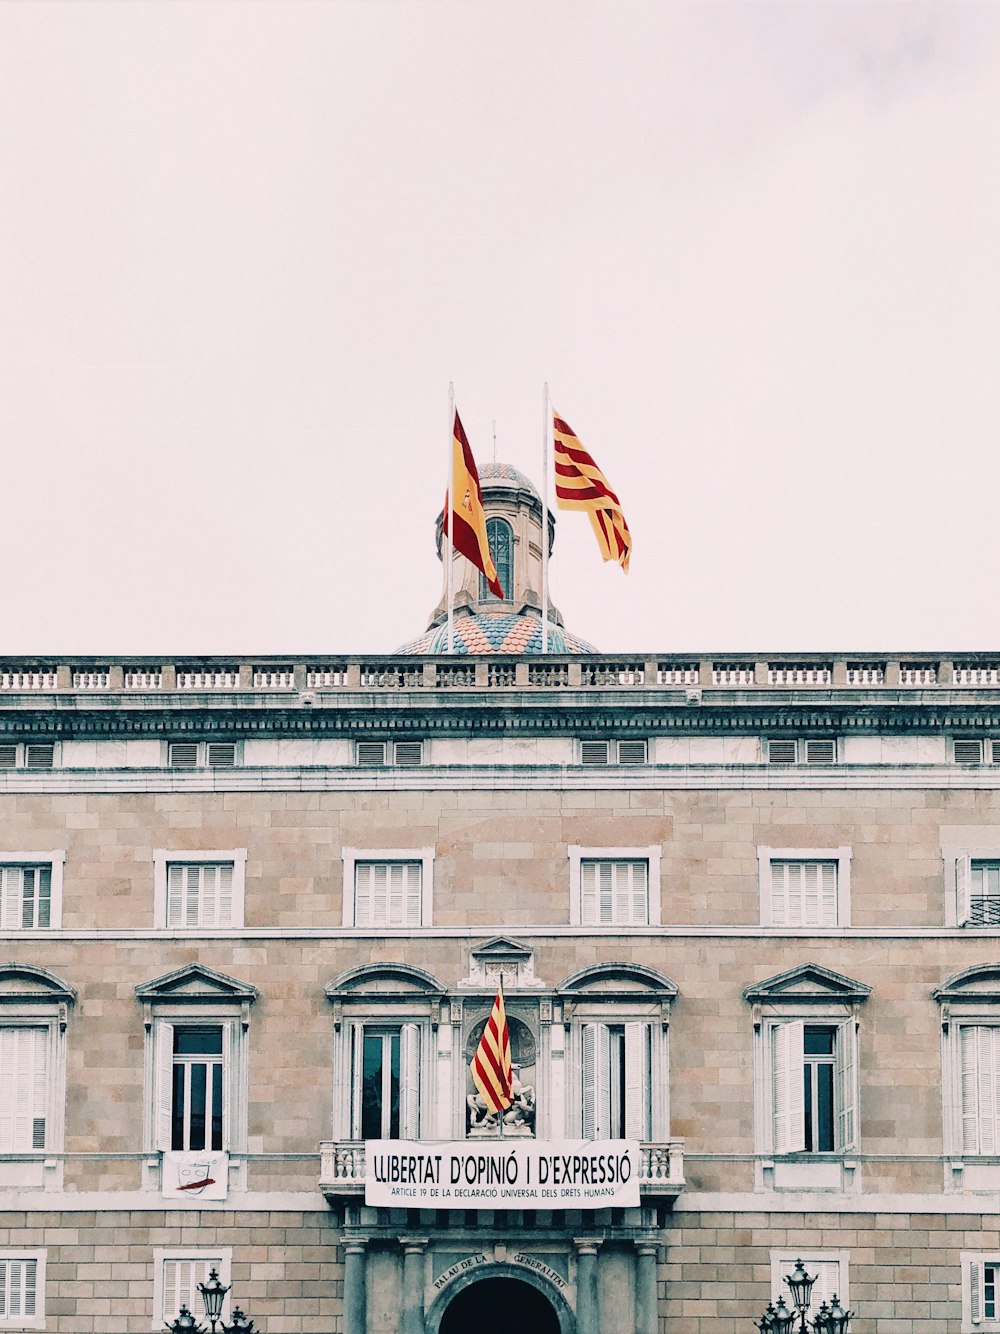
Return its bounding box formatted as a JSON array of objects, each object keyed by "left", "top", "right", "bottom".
[{"left": 318, "top": 1139, "right": 685, "bottom": 1200}]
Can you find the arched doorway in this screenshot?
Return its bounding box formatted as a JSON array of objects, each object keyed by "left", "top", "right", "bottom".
[{"left": 439, "top": 1276, "right": 560, "bottom": 1334}]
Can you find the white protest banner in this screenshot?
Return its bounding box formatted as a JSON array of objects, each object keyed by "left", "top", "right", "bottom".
[
  {"left": 161, "top": 1150, "right": 228, "bottom": 1200},
  {"left": 365, "top": 1140, "right": 639, "bottom": 1210}
]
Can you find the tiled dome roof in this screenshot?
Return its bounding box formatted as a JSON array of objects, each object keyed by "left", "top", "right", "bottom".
[
  {"left": 397, "top": 612, "right": 595, "bottom": 656},
  {"left": 477, "top": 461, "right": 539, "bottom": 497}
]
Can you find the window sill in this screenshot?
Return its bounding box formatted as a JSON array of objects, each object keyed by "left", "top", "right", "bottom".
[
  {"left": 949, "top": 1160, "right": 1000, "bottom": 1192},
  {"left": 0, "top": 1155, "right": 62, "bottom": 1191},
  {"left": 760, "top": 1157, "right": 858, "bottom": 1192}
]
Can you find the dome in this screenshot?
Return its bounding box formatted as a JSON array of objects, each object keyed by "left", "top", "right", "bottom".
[
  {"left": 397, "top": 611, "right": 595, "bottom": 656},
  {"left": 477, "top": 461, "right": 540, "bottom": 498}
]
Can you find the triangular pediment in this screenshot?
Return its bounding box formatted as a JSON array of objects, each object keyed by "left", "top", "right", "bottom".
[
  {"left": 0, "top": 963, "right": 76, "bottom": 1004},
  {"left": 325, "top": 962, "right": 446, "bottom": 999},
  {"left": 743, "top": 963, "right": 871, "bottom": 1005},
  {"left": 471, "top": 936, "right": 532, "bottom": 961},
  {"left": 558, "top": 962, "right": 678, "bottom": 999},
  {"left": 135, "top": 962, "right": 258, "bottom": 1004},
  {"left": 934, "top": 963, "right": 1000, "bottom": 1002}
]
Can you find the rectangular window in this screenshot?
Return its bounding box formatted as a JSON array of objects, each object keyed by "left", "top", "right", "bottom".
[
  {"left": 154, "top": 1250, "right": 231, "bottom": 1330},
  {"left": 771, "top": 1253, "right": 847, "bottom": 1313},
  {"left": 581, "top": 1021, "right": 651, "bottom": 1139},
  {"left": 956, "top": 858, "right": 1000, "bottom": 926},
  {"left": 958, "top": 1027, "right": 1000, "bottom": 1154},
  {"left": 580, "top": 860, "right": 649, "bottom": 926},
  {"left": 23, "top": 744, "right": 54, "bottom": 770},
  {"left": 0, "top": 1254, "right": 42, "bottom": 1327},
  {"left": 166, "top": 863, "right": 234, "bottom": 929},
  {"left": 769, "top": 860, "right": 839, "bottom": 928},
  {"left": 0, "top": 1028, "right": 47, "bottom": 1151},
  {"left": 963, "top": 1253, "right": 1000, "bottom": 1331},
  {"left": 354, "top": 861, "right": 423, "bottom": 928},
  {"left": 170, "top": 1026, "right": 224, "bottom": 1152},
  {"left": 0, "top": 866, "right": 51, "bottom": 929},
  {"left": 355, "top": 740, "right": 424, "bottom": 766},
  {"left": 351, "top": 1024, "right": 420, "bottom": 1139},
  {"left": 770, "top": 1020, "right": 855, "bottom": 1154},
  {"left": 766, "top": 739, "right": 837, "bottom": 765}
]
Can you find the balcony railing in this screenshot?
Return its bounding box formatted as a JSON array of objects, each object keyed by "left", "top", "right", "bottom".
[
  {"left": 0, "top": 655, "right": 996, "bottom": 698},
  {"left": 318, "top": 1139, "right": 685, "bottom": 1198}
]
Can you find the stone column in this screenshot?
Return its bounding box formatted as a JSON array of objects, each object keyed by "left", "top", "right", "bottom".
[
  {"left": 574, "top": 1239, "right": 600, "bottom": 1334},
  {"left": 400, "top": 1237, "right": 428, "bottom": 1334},
  {"left": 635, "top": 1240, "right": 658, "bottom": 1334},
  {"left": 343, "top": 1238, "right": 368, "bottom": 1334}
]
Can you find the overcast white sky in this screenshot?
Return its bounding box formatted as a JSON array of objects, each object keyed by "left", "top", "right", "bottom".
[{"left": 2, "top": 1, "right": 999, "bottom": 657}]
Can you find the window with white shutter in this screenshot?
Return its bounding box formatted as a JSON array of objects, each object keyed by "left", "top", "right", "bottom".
[
  {"left": 350, "top": 1023, "right": 421, "bottom": 1139},
  {"left": 154, "top": 1250, "right": 231, "bottom": 1329},
  {"left": 772, "top": 1254, "right": 847, "bottom": 1314},
  {"left": 767, "top": 1020, "right": 857, "bottom": 1154},
  {"left": 154, "top": 850, "right": 247, "bottom": 929},
  {"left": 0, "top": 866, "right": 52, "bottom": 929},
  {"left": 0, "top": 1027, "right": 47, "bottom": 1152},
  {"left": 166, "top": 863, "right": 235, "bottom": 929},
  {"left": 580, "top": 1021, "right": 651, "bottom": 1140},
  {"left": 758, "top": 848, "right": 851, "bottom": 927},
  {"left": 579, "top": 860, "right": 649, "bottom": 926},
  {"left": 958, "top": 1026, "right": 1000, "bottom": 1155},
  {"left": 963, "top": 1253, "right": 1000, "bottom": 1332},
  {"left": 342, "top": 849, "right": 434, "bottom": 928},
  {"left": 956, "top": 858, "right": 1000, "bottom": 927},
  {"left": 0, "top": 1253, "right": 44, "bottom": 1329},
  {"left": 354, "top": 862, "right": 423, "bottom": 928}
]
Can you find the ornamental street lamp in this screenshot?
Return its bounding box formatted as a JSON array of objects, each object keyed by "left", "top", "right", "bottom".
[
  {"left": 753, "top": 1258, "right": 854, "bottom": 1334},
  {"left": 165, "top": 1269, "right": 257, "bottom": 1334}
]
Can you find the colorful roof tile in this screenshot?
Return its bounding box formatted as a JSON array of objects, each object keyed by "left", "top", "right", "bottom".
[{"left": 397, "top": 612, "right": 595, "bottom": 656}]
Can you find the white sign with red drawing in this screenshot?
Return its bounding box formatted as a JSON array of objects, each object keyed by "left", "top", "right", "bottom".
[{"left": 162, "top": 1151, "right": 229, "bottom": 1200}]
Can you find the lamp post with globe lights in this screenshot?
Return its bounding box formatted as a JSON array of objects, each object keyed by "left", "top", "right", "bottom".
[{"left": 754, "top": 1258, "right": 854, "bottom": 1334}]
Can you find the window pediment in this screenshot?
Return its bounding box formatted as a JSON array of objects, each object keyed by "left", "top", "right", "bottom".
[
  {"left": 557, "top": 962, "right": 678, "bottom": 1000},
  {"left": 935, "top": 964, "right": 1000, "bottom": 1003},
  {"left": 325, "top": 962, "right": 446, "bottom": 1000},
  {"left": 0, "top": 963, "right": 75, "bottom": 1005},
  {"left": 458, "top": 938, "right": 541, "bottom": 990},
  {"left": 743, "top": 963, "right": 871, "bottom": 1006},
  {"left": 135, "top": 962, "right": 258, "bottom": 1005}
]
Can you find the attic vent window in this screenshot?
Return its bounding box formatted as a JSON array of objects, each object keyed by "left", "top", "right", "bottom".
[
  {"left": 168, "top": 742, "right": 238, "bottom": 769},
  {"left": 355, "top": 740, "right": 424, "bottom": 767},
  {"left": 766, "top": 739, "right": 837, "bottom": 765},
  {"left": 580, "top": 740, "right": 648, "bottom": 766},
  {"left": 954, "top": 739, "right": 986, "bottom": 765},
  {"left": 0, "top": 743, "right": 55, "bottom": 770}
]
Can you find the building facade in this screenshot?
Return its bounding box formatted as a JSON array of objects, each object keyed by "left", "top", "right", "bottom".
[{"left": 3, "top": 469, "right": 1000, "bottom": 1332}]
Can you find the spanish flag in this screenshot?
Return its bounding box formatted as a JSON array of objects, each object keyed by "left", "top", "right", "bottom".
[
  {"left": 553, "top": 413, "right": 632, "bottom": 572},
  {"left": 443, "top": 411, "right": 504, "bottom": 598},
  {"left": 471, "top": 982, "right": 513, "bottom": 1115}
]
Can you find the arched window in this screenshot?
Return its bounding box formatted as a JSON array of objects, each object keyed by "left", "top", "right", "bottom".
[{"left": 480, "top": 517, "right": 512, "bottom": 602}]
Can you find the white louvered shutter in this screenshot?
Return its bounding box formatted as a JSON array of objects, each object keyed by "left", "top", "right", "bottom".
[
  {"left": 0, "top": 1257, "right": 38, "bottom": 1319},
  {"left": 156, "top": 1021, "right": 176, "bottom": 1150},
  {"left": 957, "top": 855, "right": 973, "bottom": 926},
  {"left": 393, "top": 741, "right": 423, "bottom": 767},
  {"left": 771, "top": 1022, "right": 805, "bottom": 1154},
  {"left": 834, "top": 1020, "right": 857, "bottom": 1150},
  {"left": 356, "top": 740, "right": 387, "bottom": 766},
  {"left": 207, "top": 742, "right": 236, "bottom": 768},
  {"left": 623, "top": 1022, "right": 651, "bottom": 1140},
  {"left": 169, "top": 742, "right": 199, "bottom": 769},
  {"left": 222, "top": 1021, "right": 236, "bottom": 1151},
  {"left": 0, "top": 867, "right": 19, "bottom": 929},
  {"left": 1, "top": 1027, "right": 47, "bottom": 1152},
  {"left": 24, "top": 865, "right": 51, "bottom": 928},
  {"left": 963, "top": 1026, "right": 1000, "bottom": 1155},
  {"left": 350, "top": 1025, "right": 364, "bottom": 1137},
  {"left": 581, "top": 1023, "right": 611, "bottom": 1138},
  {"left": 0, "top": 744, "right": 17, "bottom": 769},
  {"left": 777, "top": 1259, "right": 840, "bottom": 1311},
  {"left": 970, "top": 1258, "right": 983, "bottom": 1325},
  {"left": 163, "top": 1258, "right": 219, "bottom": 1322},
  {"left": 21, "top": 1257, "right": 38, "bottom": 1317},
  {"left": 805, "top": 739, "right": 836, "bottom": 765},
  {"left": 617, "top": 739, "right": 647, "bottom": 766},
  {"left": 581, "top": 862, "right": 597, "bottom": 924},
  {"left": 217, "top": 864, "right": 234, "bottom": 926},
  {"left": 580, "top": 741, "right": 610, "bottom": 766},
  {"left": 399, "top": 1024, "right": 421, "bottom": 1138},
  {"left": 767, "top": 739, "right": 797, "bottom": 764},
  {"left": 25, "top": 743, "right": 54, "bottom": 768}
]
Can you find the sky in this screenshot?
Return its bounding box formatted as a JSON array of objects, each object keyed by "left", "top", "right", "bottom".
[{"left": 1, "top": 1, "right": 999, "bottom": 657}]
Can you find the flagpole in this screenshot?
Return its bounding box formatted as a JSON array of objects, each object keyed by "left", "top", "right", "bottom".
[
  {"left": 447, "top": 382, "right": 455, "bottom": 655},
  {"left": 541, "top": 382, "right": 550, "bottom": 653},
  {"left": 497, "top": 971, "right": 504, "bottom": 1141}
]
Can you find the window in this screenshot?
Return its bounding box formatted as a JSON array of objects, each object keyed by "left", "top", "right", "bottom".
[
  {"left": 0, "top": 854, "right": 64, "bottom": 929},
  {"left": 153, "top": 850, "right": 247, "bottom": 929},
  {"left": 342, "top": 849, "right": 434, "bottom": 928},
  {"left": 558, "top": 963, "right": 676, "bottom": 1144},
  {"left": 581, "top": 1022, "right": 650, "bottom": 1139},
  {"left": 569, "top": 847, "right": 662, "bottom": 927},
  {"left": 168, "top": 742, "right": 237, "bottom": 769},
  {"left": 0, "top": 965, "right": 74, "bottom": 1191},
  {"left": 153, "top": 1250, "right": 231, "bottom": 1331},
  {"left": 0, "top": 1252, "right": 44, "bottom": 1330},
  {"left": 326, "top": 963, "right": 445, "bottom": 1142},
  {"left": 745, "top": 964, "right": 869, "bottom": 1188},
  {"left": 355, "top": 739, "right": 424, "bottom": 766},
  {"left": 758, "top": 848, "right": 851, "bottom": 928},
  {"left": 771, "top": 1253, "right": 848, "bottom": 1314},
  {"left": 479, "top": 517, "right": 513, "bottom": 602},
  {"left": 353, "top": 1025, "right": 420, "bottom": 1139},
  {"left": 136, "top": 964, "right": 257, "bottom": 1163},
  {"left": 580, "top": 739, "right": 648, "bottom": 766},
  {"left": 766, "top": 738, "right": 837, "bottom": 765},
  {"left": 0, "top": 744, "right": 54, "bottom": 771},
  {"left": 956, "top": 858, "right": 1000, "bottom": 926}
]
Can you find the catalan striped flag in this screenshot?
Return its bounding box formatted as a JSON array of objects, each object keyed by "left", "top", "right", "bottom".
[
  {"left": 443, "top": 410, "right": 504, "bottom": 598},
  {"left": 471, "top": 982, "right": 513, "bottom": 1115},
  {"left": 553, "top": 413, "right": 632, "bottom": 572}
]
